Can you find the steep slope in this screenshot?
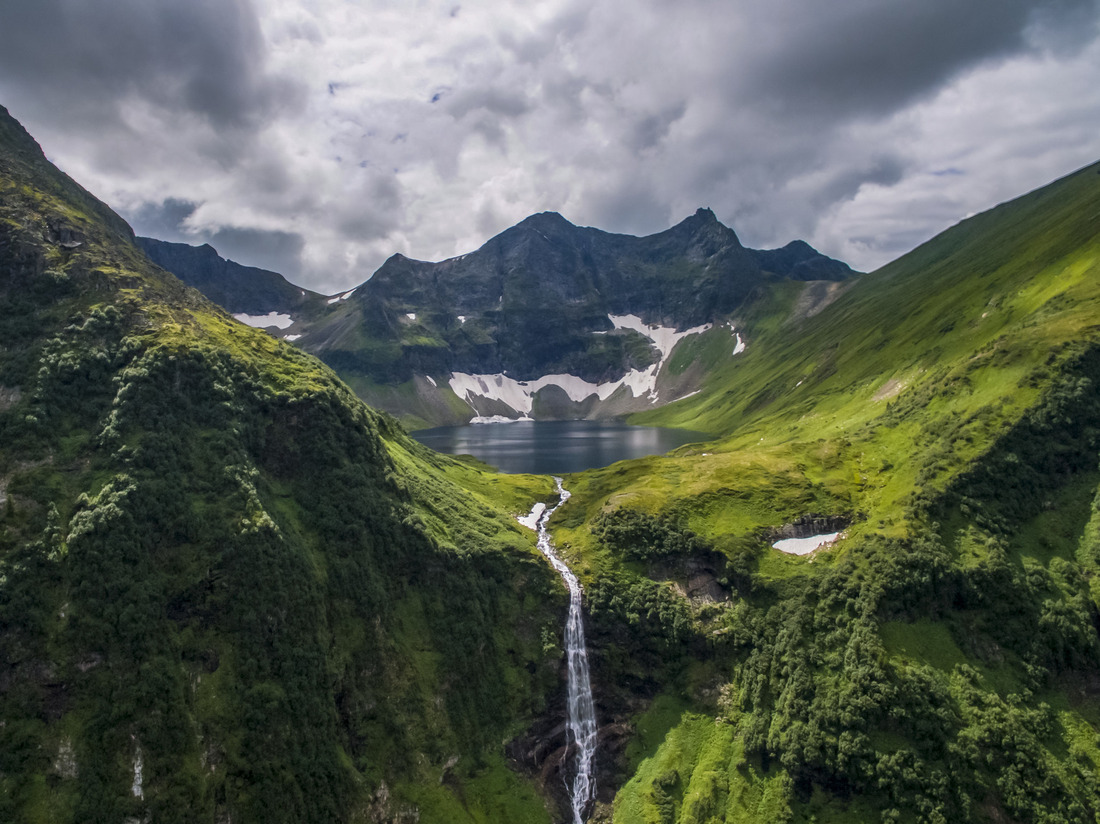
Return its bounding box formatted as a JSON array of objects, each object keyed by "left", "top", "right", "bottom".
[
  {"left": 137, "top": 236, "right": 327, "bottom": 322},
  {"left": 0, "top": 106, "right": 568, "bottom": 823},
  {"left": 543, "top": 162, "right": 1100, "bottom": 822}
]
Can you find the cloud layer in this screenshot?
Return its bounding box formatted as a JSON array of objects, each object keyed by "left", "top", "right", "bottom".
[{"left": 2, "top": 0, "right": 1098, "bottom": 291}]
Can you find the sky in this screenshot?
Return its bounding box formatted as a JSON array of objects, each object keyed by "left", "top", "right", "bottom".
[{"left": 1, "top": 0, "right": 1098, "bottom": 294}]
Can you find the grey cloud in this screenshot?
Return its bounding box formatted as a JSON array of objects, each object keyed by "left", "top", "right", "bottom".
[
  {"left": 629, "top": 102, "right": 687, "bottom": 153},
  {"left": 739, "top": 0, "right": 1100, "bottom": 117},
  {"left": 814, "top": 156, "right": 909, "bottom": 206},
  {"left": 2, "top": 0, "right": 1097, "bottom": 289},
  {"left": 586, "top": 176, "right": 671, "bottom": 237},
  {"left": 445, "top": 87, "right": 531, "bottom": 120},
  {"left": 126, "top": 198, "right": 200, "bottom": 243},
  {"left": 207, "top": 227, "right": 305, "bottom": 277},
  {"left": 125, "top": 197, "right": 305, "bottom": 278},
  {"left": 0, "top": 0, "right": 299, "bottom": 133}
]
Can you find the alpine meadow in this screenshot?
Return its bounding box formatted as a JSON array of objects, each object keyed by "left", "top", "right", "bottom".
[{"left": 2, "top": 91, "right": 1100, "bottom": 824}]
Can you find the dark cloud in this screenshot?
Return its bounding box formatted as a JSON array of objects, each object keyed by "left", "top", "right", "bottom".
[
  {"left": 124, "top": 198, "right": 304, "bottom": 277},
  {"left": 1, "top": 0, "right": 1096, "bottom": 286},
  {"left": 629, "top": 103, "right": 687, "bottom": 153},
  {"left": 208, "top": 227, "right": 305, "bottom": 276},
  {"left": 739, "top": 0, "right": 1099, "bottom": 117},
  {"left": 126, "top": 198, "right": 200, "bottom": 243},
  {"left": 0, "top": 0, "right": 297, "bottom": 133},
  {"left": 586, "top": 176, "right": 671, "bottom": 237}
]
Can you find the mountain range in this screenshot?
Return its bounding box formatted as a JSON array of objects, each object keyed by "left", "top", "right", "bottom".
[
  {"left": 140, "top": 209, "right": 855, "bottom": 428},
  {"left": 3, "top": 100, "right": 1100, "bottom": 824}
]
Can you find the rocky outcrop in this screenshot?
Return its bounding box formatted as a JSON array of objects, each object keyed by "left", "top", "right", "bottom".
[{"left": 771, "top": 513, "right": 855, "bottom": 541}]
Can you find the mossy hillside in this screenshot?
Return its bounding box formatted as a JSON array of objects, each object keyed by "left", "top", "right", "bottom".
[
  {"left": 635, "top": 162, "right": 1100, "bottom": 518},
  {"left": 0, "top": 107, "right": 566, "bottom": 823},
  {"left": 551, "top": 164, "right": 1100, "bottom": 821}
]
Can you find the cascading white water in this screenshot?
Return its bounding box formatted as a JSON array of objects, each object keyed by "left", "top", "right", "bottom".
[{"left": 534, "top": 479, "right": 597, "bottom": 824}]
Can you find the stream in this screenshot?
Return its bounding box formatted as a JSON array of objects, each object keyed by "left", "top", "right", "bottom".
[{"left": 529, "top": 479, "right": 598, "bottom": 823}]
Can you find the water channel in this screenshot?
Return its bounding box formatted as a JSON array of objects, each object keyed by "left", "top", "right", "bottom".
[{"left": 523, "top": 480, "right": 597, "bottom": 823}]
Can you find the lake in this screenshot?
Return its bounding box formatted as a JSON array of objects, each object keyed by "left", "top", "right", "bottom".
[{"left": 410, "top": 419, "right": 710, "bottom": 474}]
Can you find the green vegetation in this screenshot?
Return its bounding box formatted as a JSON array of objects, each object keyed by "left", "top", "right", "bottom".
[
  {"left": 0, "top": 106, "right": 565, "bottom": 823},
  {"left": 2, "top": 101, "right": 1100, "bottom": 823},
  {"left": 552, "top": 162, "right": 1100, "bottom": 823}
]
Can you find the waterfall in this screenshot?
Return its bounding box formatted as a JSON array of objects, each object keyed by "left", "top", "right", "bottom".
[{"left": 534, "top": 478, "right": 598, "bottom": 824}]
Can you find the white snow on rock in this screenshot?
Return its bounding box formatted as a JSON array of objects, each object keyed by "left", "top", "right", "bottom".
[
  {"left": 725, "top": 322, "right": 747, "bottom": 355},
  {"left": 449, "top": 315, "right": 712, "bottom": 415},
  {"left": 284, "top": 334, "right": 302, "bottom": 342},
  {"left": 233, "top": 312, "right": 294, "bottom": 330},
  {"left": 406, "top": 313, "right": 417, "bottom": 320},
  {"left": 327, "top": 288, "right": 357, "bottom": 304},
  {"left": 610, "top": 314, "right": 712, "bottom": 363},
  {"left": 458, "top": 315, "right": 467, "bottom": 324},
  {"left": 472, "top": 414, "right": 531, "bottom": 424},
  {"left": 517, "top": 502, "right": 547, "bottom": 530},
  {"left": 773, "top": 532, "right": 842, "bottom": 555},
  {"left": 425, "top": 375, "right": 437, "bottom": 387}
]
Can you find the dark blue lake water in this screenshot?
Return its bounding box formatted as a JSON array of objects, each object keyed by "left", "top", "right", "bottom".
[{"left": 410, "top": 419, "right": 710, "bottom": 474}]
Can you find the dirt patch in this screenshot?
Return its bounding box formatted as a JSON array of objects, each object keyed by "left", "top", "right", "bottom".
[
  {"left": 873, "top": 378, "right": 906, "bottom": 401},
  {"left": 788, "top": 280, "right": 851, "bottom": 323}
]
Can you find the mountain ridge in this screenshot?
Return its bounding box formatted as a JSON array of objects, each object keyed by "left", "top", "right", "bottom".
[{"left": 142, "top": 203, "right": 856, "bottom": 428}]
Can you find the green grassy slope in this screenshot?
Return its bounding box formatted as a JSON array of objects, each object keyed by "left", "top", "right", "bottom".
[
  {"left": 556, "top": 162, "right": 1100, "bottom": 822},
  {"left": 0, "top": 106, "right": 564, "bottom": 823}
]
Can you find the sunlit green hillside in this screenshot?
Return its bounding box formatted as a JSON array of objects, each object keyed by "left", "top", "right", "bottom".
[
  {"left": 0, "top": 105, "right": 565, "bottom": 824},
  {"left": 551, "top": 162, "right": 1100, "bottom": 823}
]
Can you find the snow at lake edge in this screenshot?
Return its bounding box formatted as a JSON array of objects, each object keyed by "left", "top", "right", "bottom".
[{"left": 448, "top": 314, "right": 721, "bottom": 415}]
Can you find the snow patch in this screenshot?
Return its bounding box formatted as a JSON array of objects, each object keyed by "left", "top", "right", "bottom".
[
  {"left": 284, "top": 334, "right": 302, "bottom": 342},
  {"left": 724, "top": 322, "right": 747, "bottom": 355},
  {"left": 471, "top": 414, "right": 531, "bottom": 424},
  {"left": 517, "top": 502, "right": 546, "bottom": 530},
  {"left": 449, "top": 315, "right": 712, "bottom": 415},
  {"left": 773, "top": 532, "right": 842, "bottom": 555},
  {"left": 233, "top": 312, "right": 294, "bottom": 330},
  {"left": 458, "top": 315, "right": 467, "bottom": 324},
  {"left": 327, "top": 288, "right": 357, "bottom": 304},
  {"left": 425, "top": 375, "right": 437, "bottom": 387},
  {"left": 406, "top": 312, "right": 417, "bottom": 320}
]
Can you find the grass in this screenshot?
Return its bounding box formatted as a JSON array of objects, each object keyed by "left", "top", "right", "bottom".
[{"left": 613, "top": 714, "right": 801, "bottom": 824}]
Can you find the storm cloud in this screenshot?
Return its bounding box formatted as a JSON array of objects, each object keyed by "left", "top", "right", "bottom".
[{"left": 1, "top": 0, "right": 1097, "bottom": 291}]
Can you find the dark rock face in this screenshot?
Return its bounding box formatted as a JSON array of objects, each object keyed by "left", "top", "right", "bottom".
[
  {"left": 753, "top": 239, "right": 860, "bottom": 281},
  {"left": 137, "top": 204, "right": 856, "bottom": 423},
  {"left": 137, "top": 237, "right": 322, "bottom": 315},
  {"left": 321, "top": 209, "right": 855, "bottom": 385},
  {"left": 771, "top": 513, "right": 855, "bottom": 540}
]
